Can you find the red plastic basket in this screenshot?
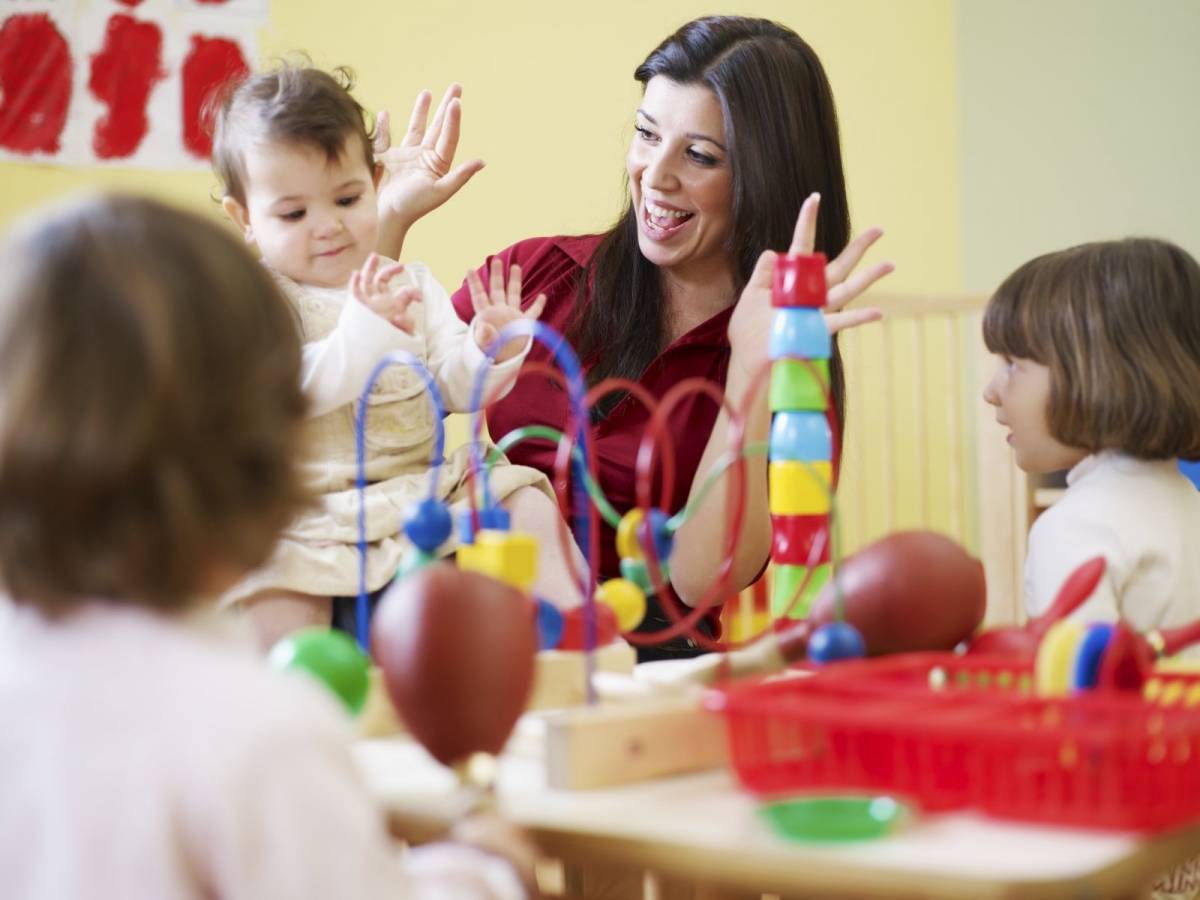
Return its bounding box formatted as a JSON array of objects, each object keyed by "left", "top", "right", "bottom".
[{"left": 705, "top": 653, "right": 1200, "bottom": 831}]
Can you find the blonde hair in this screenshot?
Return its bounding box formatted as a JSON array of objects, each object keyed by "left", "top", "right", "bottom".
[
  {"left": 983, "top": 238, "right": 1200, "bottom": 461},
  {"left": 0, "top": 194, "right": 311, "bottom": 613}
]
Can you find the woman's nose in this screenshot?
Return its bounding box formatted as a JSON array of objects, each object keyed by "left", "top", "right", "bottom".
[{"left": 642, "top": 150, "right": 679, "bottom": 191}]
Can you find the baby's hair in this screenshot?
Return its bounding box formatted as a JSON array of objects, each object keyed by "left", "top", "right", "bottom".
[
  {"left": 983, "top": 237, "right": 1200, "bottom": 461},
  {"left": 210, "top": 57, "right": 375, "bottom": 205},
  {"left": 0, "top": 194, "right": 311, "bottom": 614}
]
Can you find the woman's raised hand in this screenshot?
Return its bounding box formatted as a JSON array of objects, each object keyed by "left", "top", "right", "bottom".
[
  {"left": 466, "top": 258, "right": 548, "bottom": 363},
  {"left": 728, "top": 193, "right": 892, "bottom": 360},
  {"left": 374, "top": 84, "right": 484, "bottom": 239}
]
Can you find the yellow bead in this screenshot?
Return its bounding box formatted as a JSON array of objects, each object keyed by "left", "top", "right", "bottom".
[
  {"left": 456, "top": 529, "right": 538, "bottom": 592},
  {"left": 595, "top": 578, "right": 647, "bottom": 632},
  {"left": 616, "top": 509, "right": 647, "bottom": 560},
  {"left": 768, "top": 461, "right": 833, "bottom": 516}
]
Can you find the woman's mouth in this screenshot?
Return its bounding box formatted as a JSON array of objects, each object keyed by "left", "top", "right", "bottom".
[{"left": 641, "top": 201, "right": 694, "bottom": 240}]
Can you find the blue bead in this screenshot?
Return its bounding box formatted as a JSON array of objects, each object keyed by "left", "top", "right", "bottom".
[
  {"left": 402, "top": 498, "right": 453, "bottom": 552},
  {"left": 642, "top": 508, "right": 674, "bottom": 563},
  {"left": 535, "top": 597, "right": 565, "bottom": 650},
  {"left": 808, "top": 622, "right": 866, "bottom": 664},
  {"left": 455, "top": 505, "right": 512, "bottom": 545},
  {"left": 770, "top": 411, "right": 833, "bottom": 462},
  {"left": 769, "top": 308, "right": 831, "bottom": 361},
  {"left": 1073, "top": 623, "right": 1115, "bottom": 691}
]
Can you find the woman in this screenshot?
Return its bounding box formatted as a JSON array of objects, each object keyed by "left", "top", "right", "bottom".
[{"left": 376, "top": 16, "right": 891, "bottom": 661}]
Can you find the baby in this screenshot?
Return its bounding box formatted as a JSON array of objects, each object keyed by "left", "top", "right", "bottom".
[{"left": 211, "top": 61, "right": 580, "bottom": 648}]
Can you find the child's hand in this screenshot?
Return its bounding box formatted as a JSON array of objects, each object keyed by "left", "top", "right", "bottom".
[
  {"left": 374, "top": 85, "right": 484, "bottom": 234},
  {"left": 350, "top": 253, "right": 422, "bottom": 334},
  {"left": 466, "top": 259, "right": 548, "bottom": 363},
  {"left": 450, "top": 812, "right": 538, "bottom": 896}
]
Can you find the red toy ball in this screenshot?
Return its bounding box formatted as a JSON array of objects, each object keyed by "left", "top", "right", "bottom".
[
  {"left": 371, "top": 563, "right": 538, "bottom": 766},
  {"left": 802, "top": 530, "right": 987, "bottom": 657}
]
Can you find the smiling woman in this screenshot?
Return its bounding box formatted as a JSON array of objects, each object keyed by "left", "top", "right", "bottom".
[{"left": 378, "top": 15, "right": 894, "bottom": 661}]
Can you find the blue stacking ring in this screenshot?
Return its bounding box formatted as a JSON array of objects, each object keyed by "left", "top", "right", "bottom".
[{"left": 1073, "top": 623, "right": 1115, "bottom": 691}]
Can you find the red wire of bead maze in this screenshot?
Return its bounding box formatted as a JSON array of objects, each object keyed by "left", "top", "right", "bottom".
[{"left": 476, "top": 346, "right": 842, "bottom": 652}]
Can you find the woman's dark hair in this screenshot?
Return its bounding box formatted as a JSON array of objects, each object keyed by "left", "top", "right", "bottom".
[{"left": 570, "top": 16, "right": 851, "bottom": 428}]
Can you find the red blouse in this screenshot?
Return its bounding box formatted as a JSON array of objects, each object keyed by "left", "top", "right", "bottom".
[{"left": 451, "top": 235, "right": 736, "bottom": 621}]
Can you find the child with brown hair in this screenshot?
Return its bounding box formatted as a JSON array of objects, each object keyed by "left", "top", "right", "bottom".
[
  {"left": 983, "top": 237, "right": 1200, "bottom": 641},
  {"left": 211, "top": 61, "right": 580, "bottom": 649},
  {"left": 0, "top": 194, "right": 536, "bottom": 899}
]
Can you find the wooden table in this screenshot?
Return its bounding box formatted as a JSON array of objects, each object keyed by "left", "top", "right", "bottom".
[{"left": 356, "top": 728, "right": 1200, "bottom": 899}]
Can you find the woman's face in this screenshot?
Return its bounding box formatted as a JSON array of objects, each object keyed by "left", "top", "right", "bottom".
[{"left": 626, "top": 77, "right": 735, "bottom": 283}]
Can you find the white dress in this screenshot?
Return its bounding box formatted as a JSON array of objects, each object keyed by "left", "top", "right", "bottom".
[{"left": 225, "top": 263, "right": 551, "bottom": 603}]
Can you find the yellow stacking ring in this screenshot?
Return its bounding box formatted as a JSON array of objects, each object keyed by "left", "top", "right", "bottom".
[{"left": 1036, "top": 620, "right": 1086, "bottom": 698}]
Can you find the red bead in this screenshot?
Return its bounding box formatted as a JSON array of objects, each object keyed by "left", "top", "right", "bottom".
[
  {"left": 558, "top": 603, "right": 620, "bottom": 650},
  {"left": 772, "top": 253, "right": 827, "bottom": 308},
  {"left": 771, "top": 514, "right": 831, "bottom": 565}
]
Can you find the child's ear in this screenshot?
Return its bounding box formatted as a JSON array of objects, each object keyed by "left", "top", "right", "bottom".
[{"left": 221, "top": 196, "right": 255, "bottom": 245}]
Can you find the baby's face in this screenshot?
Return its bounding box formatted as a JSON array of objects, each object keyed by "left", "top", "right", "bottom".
[{"left": 230, "top": 135, "right": 379, "bottom": 289}]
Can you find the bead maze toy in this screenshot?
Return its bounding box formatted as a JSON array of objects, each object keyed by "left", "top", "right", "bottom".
[{"left": 276, "top": 251, "right": 988, "bottom": 794}]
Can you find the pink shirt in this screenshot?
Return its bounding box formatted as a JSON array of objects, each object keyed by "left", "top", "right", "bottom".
[{"left": 0, "top": 600, "right": 525, "bottom": 900}]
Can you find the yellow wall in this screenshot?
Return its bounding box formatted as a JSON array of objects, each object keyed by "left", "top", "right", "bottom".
[
  {"left": 0, "top": 0, "right": 961, "bottom": 286},
  {"left": 958, "top": 0, "right": 1200, "bottom": 289},
  {"left": 0, "top": 0, "right": 962, "bottom": 555}
]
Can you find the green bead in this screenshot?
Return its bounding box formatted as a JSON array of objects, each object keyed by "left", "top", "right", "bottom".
[
  {"left": 769, "top": 359, "right": 831, "bottom": 412},
  {"left": 620, "top": 556, "right": 670, "bottom": 594},
  {"left": 770, "top": 563, "right": 832, "bottom": 620},
  {"left": 395, "top": 548, "right": 437, "bottom": 580},
  {"left": 267, "top": 628, "right": 371, "bottom": 716}
]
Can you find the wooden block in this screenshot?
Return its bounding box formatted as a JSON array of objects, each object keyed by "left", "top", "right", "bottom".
[
  {"left": 543, "top": 696, "right": 728, "bottom": 790},
  {"left": 526, "top": 641, "right": 637, "bottom": 711}
]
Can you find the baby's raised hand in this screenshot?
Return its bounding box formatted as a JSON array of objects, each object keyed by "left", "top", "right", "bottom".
[
  {"left": 374, "top": 85, "right": 484, "bottom": 229},
  {"left": 466, "top": 259, "right": 548, "bottom": 363},
  {"left": 350, "top": 253, "right": 422, "bottom": 334}
]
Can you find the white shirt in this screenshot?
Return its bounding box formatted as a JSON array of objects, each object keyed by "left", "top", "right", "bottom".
[
  {"left": 291, "top": 262, "right": 524, "bottom": 420},
  {"left": 0, "top": 601, "right": 525, "bottom": 900},
  {"left": 1024, "top": 453, "right": 1200, "bottom": 641}
]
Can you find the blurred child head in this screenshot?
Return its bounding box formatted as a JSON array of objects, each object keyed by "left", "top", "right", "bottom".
[
  {"left": 0, "top": 194, "right": 310, "bottom": 615},
  {"left": 212, "top": 60, "right": 380, "bottom": 289},
  {"left": 983, "top": 237, "right": 1200, "bottom": 473}
]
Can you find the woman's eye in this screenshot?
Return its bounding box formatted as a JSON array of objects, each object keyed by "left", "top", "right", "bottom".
[
  {"left": 634, "top": 125, "right": 656, "bottom": 141},
  {"left": 688, "top": 148, "right": 718, "bottom": 166}
]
